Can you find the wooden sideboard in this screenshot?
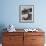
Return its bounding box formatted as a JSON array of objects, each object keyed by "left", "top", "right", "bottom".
[{"left": 2, "top": 32, "right": 45, "bottom": 46}]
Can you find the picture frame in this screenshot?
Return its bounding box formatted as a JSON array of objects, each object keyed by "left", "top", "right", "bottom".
[{"left": 19, "top": 5, "right": 34, "bottom": 23}]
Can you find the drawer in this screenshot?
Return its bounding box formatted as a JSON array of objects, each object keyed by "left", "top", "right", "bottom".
[
  {"left": 32, "top": 36, "right": 45, "bottom": 44},
  {"left": 3, "top": 36, "right": 23, "bottom": 46},
  {"left": 3, "top": 32, "right": 23, "bottom": 36},
  {"left": 3, "top": 44, "right": 15, "bottom": 46},
  {"left": 3, "top": 43, "right": 23, "bottom": 46},
  {"left": 24, "top": 35, "right": 44, "bottom": 45},
  {"left": 24, "top": 32, "right": 44, "bottom": 36},
  {"left": 31, "top": 44, "right": 44, "bottom": 46},
  {"left": 3, "top": 36, "right": 23, "bottom": 42}
]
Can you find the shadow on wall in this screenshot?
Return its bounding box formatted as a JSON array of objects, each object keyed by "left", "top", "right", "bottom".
[{"left": 0, "top": 24, "right": 7, "bottom": 43}]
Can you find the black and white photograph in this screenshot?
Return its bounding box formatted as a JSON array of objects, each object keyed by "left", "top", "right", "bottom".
[{"left": 19, "top": 5, "right": 34, "bottom": 23}]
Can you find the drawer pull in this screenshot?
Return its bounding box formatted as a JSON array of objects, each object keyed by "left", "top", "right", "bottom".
[
  {"left": 9, "top": 38, "right": 12, "bottom": 40},
  {"left": 9, "top": 38, "right": 14, "bottom": 40},
  {"left": 32, "top": 39, "right": 36, "bottom": 40}
]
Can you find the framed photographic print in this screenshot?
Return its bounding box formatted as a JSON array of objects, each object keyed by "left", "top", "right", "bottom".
[{"left": 19, "top": 5, "right": 34, "bottom": 23}]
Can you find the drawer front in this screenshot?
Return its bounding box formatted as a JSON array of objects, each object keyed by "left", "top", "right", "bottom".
[
  {"left": 3, "top": 36, "right": 23, "bottom": 46},
  {"left": 24, "top": 32, "right": 44, "bottom": 36},
  {"left": 3, "top": 35, "right": 23, "bottom": 44},
  {"left": 32, "top": 44, "right": 44, "bottom": 46},
  {"left": 3, "top": 43, "right": 23, "bottom": 46},
  {"left": 3, "top": 32, "right": 23, "bottom": 36},
  {"left": 32, "top": 36, "right": 45, "bottom": 44}
]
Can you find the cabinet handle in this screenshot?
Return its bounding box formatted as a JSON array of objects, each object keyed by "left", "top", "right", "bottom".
[
  {"left": 32, "top": 39, "right": 36, "bottom": 40},
  {"left": 9, "top": 37, "right": 13, "bottom": 40}
]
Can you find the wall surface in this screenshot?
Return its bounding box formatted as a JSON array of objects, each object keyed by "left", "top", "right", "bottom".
[{"left": 0, "top": 0, "right": 46, "bottom": 29}]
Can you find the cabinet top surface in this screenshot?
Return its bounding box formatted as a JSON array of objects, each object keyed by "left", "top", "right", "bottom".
[{"left": 3, "top": 29, "right": 45, "bottom": 32}]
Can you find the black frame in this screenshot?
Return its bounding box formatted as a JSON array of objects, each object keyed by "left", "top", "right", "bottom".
[{"left": 19, "top": 5, "right": 34, "bottom": 23}]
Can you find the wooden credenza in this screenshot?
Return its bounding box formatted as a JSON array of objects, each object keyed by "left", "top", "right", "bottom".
[{"left": 2, "top": 32, "right": 45, "bottom": 46}]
